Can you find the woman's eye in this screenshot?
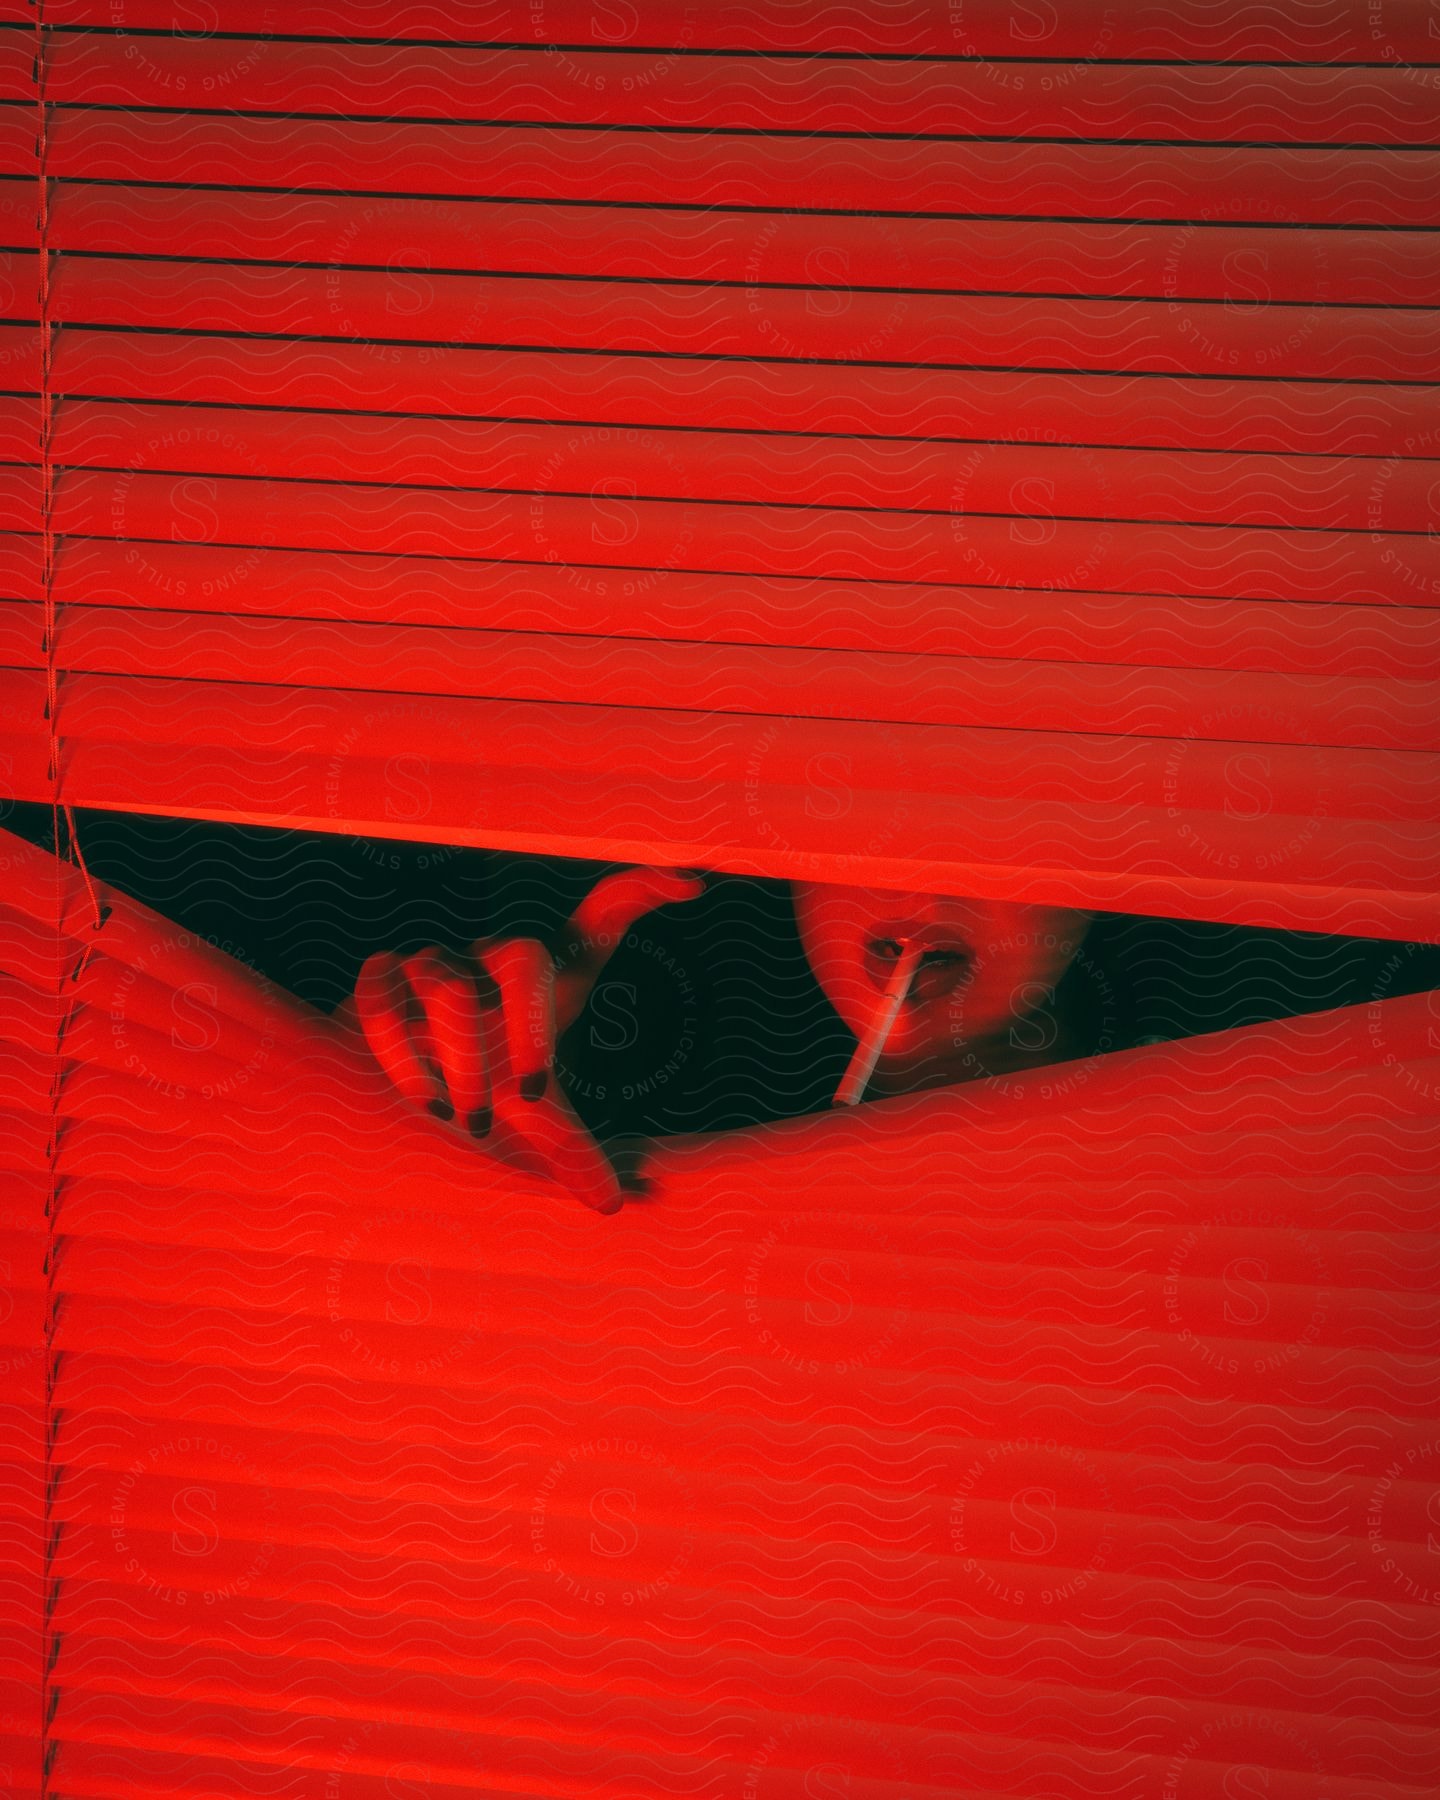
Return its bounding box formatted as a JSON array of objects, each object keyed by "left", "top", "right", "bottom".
[{"left": 870, "top": 938, "right": 905, "bottom": 960}]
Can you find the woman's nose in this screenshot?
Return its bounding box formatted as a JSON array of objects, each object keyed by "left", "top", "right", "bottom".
[
  {"left": 908, "top": 949, "right": 971, "bottom": 1004},
  {"left": 865, "top": 938, "right": 969, "bottom": 1002}
]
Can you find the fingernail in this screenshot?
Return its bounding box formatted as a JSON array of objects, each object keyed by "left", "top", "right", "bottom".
[
  {"left": 467, "top": 1106, "right": 493, "bottom": 1137},
  {"left": 518, "top": 1071, "right": 548, "bottom": 1101},
  {"left": 427, "top": 1096, "right": 455, "bottom": 1122}
]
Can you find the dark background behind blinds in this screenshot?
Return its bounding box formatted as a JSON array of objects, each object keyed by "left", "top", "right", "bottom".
[{"left": 8, "top": 798, "right": 1439, "bottom": 1143}]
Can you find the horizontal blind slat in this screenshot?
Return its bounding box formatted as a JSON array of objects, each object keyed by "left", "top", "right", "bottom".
[
  {"left": 49, "top": 1588, "right": 1440, "bottom": 1729},
  {"left": 16, "top": 835, "right": 1432, "bottom": 1800},
  {"left": 0, "top": 105, "right": 36, "bottom": 182},
  {"left": 36, "top": 184, "right": 1440, "bottom": 307},
  {"left": 46, "top": 256, "right": 1440, "bottom": 381},
  {"left": 32, "top": 35, "right": 1440, "bottom": 141},
  {"left": 43, "top": 1627, "right": 1440, "bottom": 1771},
  {"left": 48, "top": 1268, "right": 1440, "bottom": 1385},
  {"left": 18, "top": 666, "right": 1440, "bottom": 815},
  {"left": 20, "top": 13, "right": 1440, "bottom": 1795},
  {"left": 16, "top": 536, "right": 1440, "bottom": 678},
  {"left": 5, "top": 678, "right": 1437, "bottom": 936},
  {"left": 19, "top": 669, "right": 1440, "bottom": 817},
  {"left": 42, "top": 1172, "right": 1440, "bottom": 1261},
  {"left": 33, "top": 0, "right": 1440, "bottom": 60},
  {"left": 9, "top": 603, "right": 1437, "bottom": 752},
  {"left": 50, "top": 329, "right": 1440, "bottom": 457},
  {"left": 42, "top": 467, "right": 1440, "bottom": 606},
  {"left": 37, "top": 399, "right": 1440, "bottom": 536},
  {"left": 45, "top": 112, "right": 1440, "bottom": 225}
]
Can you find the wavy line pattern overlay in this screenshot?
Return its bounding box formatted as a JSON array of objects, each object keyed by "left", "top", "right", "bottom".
[
  {"left": 3, "top": 816, "right": 1440, "bottom": 1796},
  {"left": 0, "top": 7, "right": 1436, "bottom": 926},
  {"left": 0, "top": 5, "right": 1437, "bottom": 1798}
]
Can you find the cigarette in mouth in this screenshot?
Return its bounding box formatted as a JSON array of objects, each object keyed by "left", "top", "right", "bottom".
[{"left": 833, "top": 939, "right": 924, "bottom": 1107}]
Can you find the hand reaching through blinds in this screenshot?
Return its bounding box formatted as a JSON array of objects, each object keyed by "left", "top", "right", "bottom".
[
  {"left": 341, "top": 867, "right": 706, "bottom": 1213},
  {"left": 341, "top": 864, "right": 1097, "bottom": 1208}
]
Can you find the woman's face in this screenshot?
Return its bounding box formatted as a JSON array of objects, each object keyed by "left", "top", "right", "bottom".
[{"left": 792, "top": 883, "right": 1091, "bottom": 1091}]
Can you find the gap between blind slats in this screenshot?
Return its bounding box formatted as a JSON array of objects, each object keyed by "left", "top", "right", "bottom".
[
  {"left": 1, "top": 818, "right": 1433, "bottom": 1118},
  {"left": 38, "top": 113, "right": 1440, "bottom": 226},
  {"left": 4, "top": 816, "right": 1429, "bottom": 1216},
  {"left": 7, "top": 816, "right": 1438, "bottom": 1193},
  {"left": 13, "top": 184, "right": 1439, "bottom": 308},
  {"left": 7, "top": 748, "right": 1436, "bottom": 937},
  {"left": 5, "top": 813, "right": 1432, "bottom": 1209},
  {"left": 2, "top": 672, "right": 1436, "bottom": 937}
]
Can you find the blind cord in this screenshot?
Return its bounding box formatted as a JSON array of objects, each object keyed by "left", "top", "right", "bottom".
[{"left": 34, "top": 14, "right": 67, "bottom": 1796}]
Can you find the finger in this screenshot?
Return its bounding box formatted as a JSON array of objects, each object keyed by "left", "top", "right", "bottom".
[
  {"left": 474, "top": 934, "right": 622, "bottom": 1210},
  {"left": 554, "top": 866, "right": 706, "bottom": 1031},
  {"left": 404, "top": 947, "right": 492, "bottom": 1125},
  {"left": 570, "top": 866, "right": 706, "bottom": 946},
  {"left": 352, "top": 951, "right": 436, "bottom": 1112},
  {"left": 479, "top": 937, "right": 555, "bottom": 1100},
  {"left": 552, "top": 962, "right": 597, "bottom": 1040},
  {"left": 491, "top": 1083, "right": 624, "bottom": 1215}
]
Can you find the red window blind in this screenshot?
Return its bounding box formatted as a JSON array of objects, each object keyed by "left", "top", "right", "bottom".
[
  {"left": 0, "top": 6, "right": 1438, "bottom": 1799},
  {"left": 0, "top": 7, "right": 1437, "bottom": 934},
  {"left": 2, "top": 820, "right": 1439, "bottom": 1798}
]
